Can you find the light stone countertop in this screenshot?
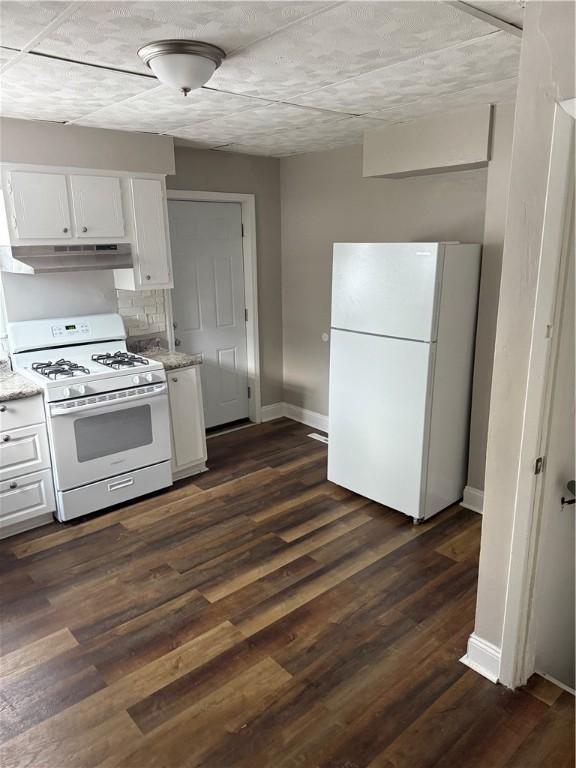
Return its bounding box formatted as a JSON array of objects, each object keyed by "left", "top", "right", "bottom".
[
  {"left": 142, "top": 348, "right": 203, "bottom": 371},
  {"left": 0, "top": 368, "right": 43, "bottom": 402}
]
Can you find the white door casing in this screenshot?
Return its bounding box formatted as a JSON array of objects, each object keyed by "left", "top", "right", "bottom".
[
  {"left": 532, "top": 213, "right": 575, "bottom": 690},
  {"left": 498, "top": 102, "right": 576, "bottom": 689},
  {"left": 168, "top": 200, "right": 249, "bottom": 429}
]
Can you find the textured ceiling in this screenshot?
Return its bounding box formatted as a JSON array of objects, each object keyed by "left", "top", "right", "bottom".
[{"left": 0, "top": 0, "right": 523, "bottom": 157}]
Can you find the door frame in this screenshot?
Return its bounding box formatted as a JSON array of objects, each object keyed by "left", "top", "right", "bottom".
[
  {"left": 498, "top": 100, "right": 575, "bottom": 689},
  {"left": 165, "top": 190, "right": 261, "bottom": 424}
]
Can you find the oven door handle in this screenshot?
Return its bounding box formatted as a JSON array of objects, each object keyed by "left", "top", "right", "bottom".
[{"left": 49, "top": 384, "right": 168, "bottom": 417}]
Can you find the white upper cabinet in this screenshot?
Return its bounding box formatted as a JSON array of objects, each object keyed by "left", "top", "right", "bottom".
[
  {"left": 10, "top": 171, "right": 72, "bottom": 239},
  {"left": 69, "top": 175, "right": 125, "bottom": 238},
  {"left": 114, "top": 177, "right": 172, "bottom": 290}
]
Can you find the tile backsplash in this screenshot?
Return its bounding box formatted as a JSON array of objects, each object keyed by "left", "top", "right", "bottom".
[{"left": 116, "top": 289, "right": 167, "bottom": 338}]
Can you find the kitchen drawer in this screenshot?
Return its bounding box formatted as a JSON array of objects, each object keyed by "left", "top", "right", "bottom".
[
  {"left": 0, "top": 468, "right": 55, "bottom": 537},
  {"left": 56, "top": 459, "right": 172, "bottom": 522},
  {"left": 0, "top": 395, "right": 45, "bottom": 432},
  {"left": 0, "top": 422, "right": 50, "bottom": 481}
]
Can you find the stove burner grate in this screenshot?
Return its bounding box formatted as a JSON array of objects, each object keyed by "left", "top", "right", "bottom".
[
  {"left": 92, "top": 351, "right": 150, "bottom": 370},
  {"left": 31, "top": 359, "right": 91, "bottom": 380}
]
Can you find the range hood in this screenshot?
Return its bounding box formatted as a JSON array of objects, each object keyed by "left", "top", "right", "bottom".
[{"left": 0, "top": 243, "right": 133, "bottom": 274}]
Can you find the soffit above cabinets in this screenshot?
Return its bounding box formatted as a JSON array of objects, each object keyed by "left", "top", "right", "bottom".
[{"left": 0, "top": 0, "right": 524, "bottom": 157}]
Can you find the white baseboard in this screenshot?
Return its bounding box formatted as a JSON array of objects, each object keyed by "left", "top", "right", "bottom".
[
  {"left": 260, "top": 402, "right": 286, "bottom": 422},
  {"left": 461, "top": 485, "right": 484, "bottom": 514},
  {"left": 284, "top": 403, "right": 328, "bottom": 433},
  {"left": 460, "top": 632, "right": 501, "bottom": 683},
  {"left": 260, "top": 402, "right": 328, "bottom": 433}
]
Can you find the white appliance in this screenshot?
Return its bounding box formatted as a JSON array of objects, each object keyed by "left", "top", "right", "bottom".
[
  {"left": 328, "top": 242, "right": 481, "bottom": 522},
  {"left": 8, "top": 313, "right": 172, "bottom": 522}
]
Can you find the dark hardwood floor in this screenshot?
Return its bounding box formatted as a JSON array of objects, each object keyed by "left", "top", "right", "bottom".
[{"left": 0, "top": 418, "right": 573, "bottom": 768}]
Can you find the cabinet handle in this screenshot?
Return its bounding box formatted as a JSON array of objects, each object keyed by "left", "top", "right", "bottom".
[
  {"left": 9, "top": 481, "right": 17, "bottom": 490},
  {"left": 82, "top": 226, "right": 88, "bottom": 233},
  {"left": 172, "top": 377, "right": 178, "bottom": 383},
  {"left": 2, "top": 435, "right": 10, "bottom": 442},
  {"left": 63, "top": 227, "right": 69, "bottom": 233},
  {"left": 145, "top": 274, "right": 151, "bottom": 281},
  {"left": 0, "top": 405, "right": 6, "bottom": 412}
]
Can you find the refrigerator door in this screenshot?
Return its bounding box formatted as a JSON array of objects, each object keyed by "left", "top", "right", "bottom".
[
  {"left": 327, "top": 328, "right": 433, "bottom": 518},
  {"left": 331, "top": 243, "right": 443, "bottom": 342}
]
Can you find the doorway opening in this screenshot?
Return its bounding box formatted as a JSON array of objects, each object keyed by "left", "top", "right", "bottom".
[{"left": 166, "top": 191, "right": 261, "bottom": 430}]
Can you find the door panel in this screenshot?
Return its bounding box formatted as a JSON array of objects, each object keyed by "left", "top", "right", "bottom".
[
  {"left": 331, "top": 242, "right": 442, "bottom": 341},
  {"left": 327, "top": 328, "right": 433, "bottom": 518},
  {"left": 10, "top": 171, "right": 71, "bottom": 239},
  {"left": 169, "top": 200, "right": 249, "bottom": 428},
  {"left": 534, "top": 217, "right": 575, "bottom": 690},
  {"left": 69, "top": 175, "right": 124, "bottom": 238}
]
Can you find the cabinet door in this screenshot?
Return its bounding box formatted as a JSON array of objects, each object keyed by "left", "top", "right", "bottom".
[
  {"left": 0, "top": 468, "right": 55, "bottom": 538},
  {"left": 0, "top": 423, "right": 51, "bottom": 481},
  {"left": 10, "top": 171, "right": 71, "bottom": 239},
  {"left": 168, "top": 367, "right": 207, "bottom": 473},
  {"left": 131, "top": 178, "right": 172, "bottom": 288},
  {"left": 70, "top": 175, "right": 125, "bottom": 238}
]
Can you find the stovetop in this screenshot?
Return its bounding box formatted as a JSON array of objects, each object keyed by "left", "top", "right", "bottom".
[{"left": 27, "top": 351, "right": 154, "bottom": 380}]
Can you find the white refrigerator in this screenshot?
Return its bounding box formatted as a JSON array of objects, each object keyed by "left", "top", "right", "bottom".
[{"left": 327, "top": 242, "right": 481, "bottom": 522}]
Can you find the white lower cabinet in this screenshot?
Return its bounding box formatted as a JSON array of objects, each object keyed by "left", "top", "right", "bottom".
[
  {"left": 0, "top": 469, "right": 55, "bottom": 537},
  {"left": 0, "top": 394, "right": 55, "bottom": 538},
  {"left": 167, "top": 366, "right": 207, "bottom": 479}
]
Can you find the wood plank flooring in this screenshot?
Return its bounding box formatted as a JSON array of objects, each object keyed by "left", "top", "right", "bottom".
[{"left": 0, "top": 418, "right": 573, "bottom": 768}]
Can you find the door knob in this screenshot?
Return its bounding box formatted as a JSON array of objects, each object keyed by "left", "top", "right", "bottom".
[{"left": 561, "top": 480, "right": 576, "bottom": 506}]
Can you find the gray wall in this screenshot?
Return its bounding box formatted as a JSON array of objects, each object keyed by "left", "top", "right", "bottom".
[
  {"left": 0, "top": 117, "right": 174, "bottom": 174},
  {"left": 280, "top": 143, "right": 488, "bottom": 414},
  {"left": 467, "top": 104, "right": 515, "bottom": 491},
  {"left": 169, "top": 147, "right": 283, "bottom": 406},
  {"left": 474, "top": 0, "right": 575, "bottom": 650}
]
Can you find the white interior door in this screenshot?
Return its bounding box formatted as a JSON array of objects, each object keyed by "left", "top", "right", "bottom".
[
  {"left": 168, "top": 200, "right": 248, "bottom": 429},
  {"left": 533, "top": 213, "right": 575, "bottom": 691}
]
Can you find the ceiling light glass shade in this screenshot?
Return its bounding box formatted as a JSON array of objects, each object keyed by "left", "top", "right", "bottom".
[{"left": 138, "top": 40, "right": 225, "bottom": 95}]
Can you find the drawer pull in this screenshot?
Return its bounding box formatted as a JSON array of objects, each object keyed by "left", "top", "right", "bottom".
[
  {"left": 9, "top": 481, "right": 17, "bottom": 489},
  {"left": 2, "top": 435, "right": 10, "bottom": 442},
  {"left": 0, "top": 405, "right": 6, "bottom": 413},
  {"left": 108, "top": 477, "right": 134, "bottom": 492}
]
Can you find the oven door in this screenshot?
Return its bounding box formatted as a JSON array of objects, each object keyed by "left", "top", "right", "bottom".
[{"left": 47, "top": 383, "right": 171, "bottom": 491}]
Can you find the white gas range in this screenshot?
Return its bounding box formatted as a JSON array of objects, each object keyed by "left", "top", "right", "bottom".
[{"left": 8, "top": 313, "right": 173, "bottom": 522}]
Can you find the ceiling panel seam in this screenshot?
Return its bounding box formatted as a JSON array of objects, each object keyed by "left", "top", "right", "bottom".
[
  {"left": 0, "top": 1, "right": 85, "bottom": 74},
  {"left": 226, "top": 0, "right": 347, "bottom": 57},
  {"left": 285, "top": 29, "right": 504, "bottom": 101}
]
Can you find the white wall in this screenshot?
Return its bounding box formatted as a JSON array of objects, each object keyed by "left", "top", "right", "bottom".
[
  {"left": 473, "top": 0, "right": 575, "bottom": 651},
  {"left": 467, "top": 104, "right": 515, "bottom": 491}
]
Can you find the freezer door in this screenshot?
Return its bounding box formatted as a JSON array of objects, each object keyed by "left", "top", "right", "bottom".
[
  {"left": 331, "top": 243, "right": 442, "bottom": 341},
  {"left": 327, "top": 329, "right": 433, "bottom": 518}
]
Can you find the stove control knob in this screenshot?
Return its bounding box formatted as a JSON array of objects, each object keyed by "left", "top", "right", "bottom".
[
  {"left": 132, "top": 375, "right": 141, "bottom": 385},
  {"left": 145, "top": 373, "right": 154, "bottom": 383},
  {"left": 62, "top": 387, "right": 71, "bottom": 398},
  {"left": 75, "top": 384, "right": 86, "bottom": 396}
]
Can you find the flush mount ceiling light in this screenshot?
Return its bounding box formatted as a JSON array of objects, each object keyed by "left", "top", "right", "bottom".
[{"left": 137, "top": 40, "right": 226, "bottom": 96}]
